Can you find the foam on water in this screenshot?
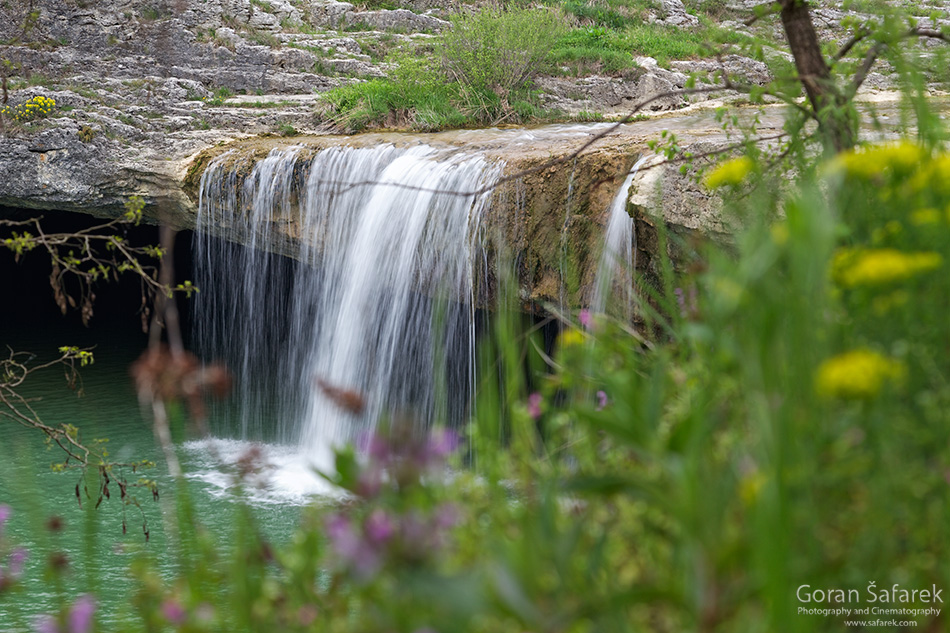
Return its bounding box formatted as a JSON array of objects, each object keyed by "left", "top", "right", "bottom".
[{"left": 182, "top": 438, "right": 342, "bottom": 505}]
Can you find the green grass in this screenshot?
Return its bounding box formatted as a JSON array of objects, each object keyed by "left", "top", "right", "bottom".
[
  {"left": 227, "top": 100, "right": 302, "bottom": 109},
  {"left": 550, "top": 26, "right": 637, "bottom": 75},
  {"left": 322, "top": 2, "right": 758, "bottom": 129},
  {"left": 623, "top": 23, "right": 751, "bottom": 65},
  {"left": 323, "top": 78, "right": 469, "bottom": 131},
  {"left": 353, "top": 0, "right": 400, "bottom": 9},
  {"left": 561, "top": 0, "right": 659, "bottom": 27},
  {"left": 250, "top": 0, "right": 275, "bottom": 11},
  {"left": 274, "top": 122, "right": 298, "bottom": 136},
  {"left": 203, "top": 86, "right": 235, "bottom": 106},
  {"left": 683, "top": 0, "right": 735, "bottom": 20}
]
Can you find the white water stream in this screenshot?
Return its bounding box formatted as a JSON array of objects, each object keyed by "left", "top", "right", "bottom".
[
  {"left": 194, "top": 145, "right": 501, "bottom": 470},
  {"left": 590, "top": 155, "right": 649, "bottom": 320}
]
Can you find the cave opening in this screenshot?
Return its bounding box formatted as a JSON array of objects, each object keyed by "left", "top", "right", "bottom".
[{"left": 0, "top": 206, "right": 198, "bottom": 356}]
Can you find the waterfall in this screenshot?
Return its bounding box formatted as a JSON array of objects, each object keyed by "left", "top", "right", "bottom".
[
  {"left": 193, "top": 145, "right": 501, "bottom": 465},
  {"left": 590, "top": 155, "right": 649, "bottom": 319}
]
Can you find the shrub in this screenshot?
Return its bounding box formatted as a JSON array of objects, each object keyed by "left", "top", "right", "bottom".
[
  {"left": 77, "top": 125, "right": 96, "bottom": 142},
  {"left": 439, "top": 6, "right": 567, "bottom": 109}
]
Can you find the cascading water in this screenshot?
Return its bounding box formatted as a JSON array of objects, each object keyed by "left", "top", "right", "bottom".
[
  {"left": 193, "top": 144, "right": 501, "bottom": 470},
  {"left": 590, "top": 155, "right": 649, "bottom": 319}
]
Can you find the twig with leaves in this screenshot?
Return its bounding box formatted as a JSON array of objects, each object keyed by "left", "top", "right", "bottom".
[
  {"left": 0, "top": 345, "right": 159, "bottom": 537},
  {"left": 1, "top": 197, "right": 171, "bottom": 328}
]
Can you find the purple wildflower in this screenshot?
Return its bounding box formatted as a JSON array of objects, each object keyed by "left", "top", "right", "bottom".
[
  {"left": 596, "top": 390, "right": 608, "bottom": 411},
  {"left": 326, "top": 514, "right": 361, "bottom": 560},
  {"left": 351, "top": 548, "right": 381, "bottom": 579},
  {"left": 425, "top": 428, "right": 458, "bottom": 462},
  {"left": 364, "top": 509, "right": 394, "bottom": 545},
  {"left": 674, "top": 287, "right": 686, "bottom": 317},
  {"left": 355, "top": 465, "right": 383, "bottom": 499},
  {"left": 399, "top": 512, "right": 430, "bottom": 556},
  {"left": 161, "top": 599, "right": 187, "bottom": 626},
  {"left": 68, "top": 595, "right": 95, "bottom": 633},
  {"left": 326, "top": 513, "right": 380, "bottom": 578},
  {"left": 527, "top": 393, "right": 543, "bottom": 420},
  {"left": 579, "top": 309, "right": 593, "bottom": 329},
  {"left": 434, "top": 503, "right": 460, "bottom": 530},
  {"left": 362, "top": 433, "right": 392, "bottom": 463}
]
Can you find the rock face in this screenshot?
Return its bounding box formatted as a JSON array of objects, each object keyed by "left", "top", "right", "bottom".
[
  {"left": 0, "top": 0, "right": 923, "bottom": 308},
  {"left": 0, "top": 121, "right": 191, "bottom": 224},
  {"left": 177, "top": 112, "right": 787, "bottom": 309},
  {"left": 660, "top": 0, "right": 700, "bottom": 27}
]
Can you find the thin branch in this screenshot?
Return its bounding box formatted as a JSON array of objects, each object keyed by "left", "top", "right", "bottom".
[
  {"left": 641, "top": 132, "right": 788, "bottom": 174},
  {"left": 907, "top": 25, "right": 949, "bottom": 42},
  {"left": 849, "top": 40, "right": 887, "bottom": 96},
  {"left": 849, "top": 25, "right": 949, "bottom": 96},
  {"left": 743, "top": 1, "right": 781, "bottom": 27},
  {"left": 832, "top": 25, "right": 872, "bottom": 63}
]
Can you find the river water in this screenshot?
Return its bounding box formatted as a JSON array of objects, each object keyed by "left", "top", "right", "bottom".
[{"left": 0, "top": 318, "right": 307, "bottom": 627}]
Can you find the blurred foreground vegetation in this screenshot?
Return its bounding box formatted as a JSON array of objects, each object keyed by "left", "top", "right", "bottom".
[{"left": 3, "top": 130, "right": 950, "bottom": 630}]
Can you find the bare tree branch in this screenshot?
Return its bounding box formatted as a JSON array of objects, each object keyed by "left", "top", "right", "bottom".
[
  {"left": 849, "top": 25, "right": 949, "bottom": 96},
  {"left": 907, "top": 25, "right": 949, "bottom": 42},
  {"left": 832, "top": 25, "right": 873, "bottom": 63}
]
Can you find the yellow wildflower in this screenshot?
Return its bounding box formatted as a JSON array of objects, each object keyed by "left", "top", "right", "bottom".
[
  {"left": 910, "top": 208, "right": 941, "bottom": 226},
  {"left": 831, "top": 248, "right": 942, "bottom": 287},
  {"left": 710, "top": 277, "right": 745, "bottom": 311},
  {"left": 871, "top": 290, "right": 909, "bottom": 315},
  {"left": 815, "top": 349, "right": 906, "bottom": 400},
  {"left": 829, "top": 141, "right": 926, "bottom": 180},
  {"left": 870, "top": 221, "right": 902, "bottom": 245},
  {"left": 770, "top": 222, "right": 789, "bottom": 246},
  {"left": 908, "top": 153, "right": 950, "bottom": 195},
  {"left": 704, "top": 156, "right": 754, "bottom": 189},
  {"left": 558, "top": 329, "right": 586, "bottom": 349},
  {"left": 739, "top": 471, "right": 767, "bottom": 506}
]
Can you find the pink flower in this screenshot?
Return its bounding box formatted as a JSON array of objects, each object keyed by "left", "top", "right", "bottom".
[
  {"left": 355, "top": 466, "right": 383, "bottom": 498},
  {"left": 527, "top": 393, "right": 543, "bottom": 420},
  {"left": 364, "top": 509, "right": 394, "bottom": 545},
  {"left": 434, "top": 503, "right": 460, "bottom": 530},
  {"left": 596, "top": 391, "right": 608, "bottom": 411},
  {"left": 161, "top": 599, "right": 187, "bottom": 625},
  {"left": 424, "top": 428, "right": 458, "bottom": 462},
  {"left": 579, "top": 309, "right": 593, "bottom": 329},
  {"left": 326, "top": 513, "right": 380, "bottom": 578},
  {"left": 361, "top": 433, "right": 391, "bottom": 463},
  {"left": 326, "top": 514, "right": 360, "bottom": 560},
  {"left": 68, "top": 595, "right": 95, "bottom": 633}
]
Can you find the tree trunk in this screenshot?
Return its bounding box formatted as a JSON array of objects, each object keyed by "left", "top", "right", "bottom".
[{"left": 779, "top": 0, "right": 856, "bottom": 152}]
